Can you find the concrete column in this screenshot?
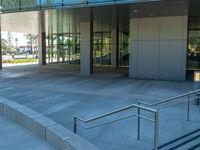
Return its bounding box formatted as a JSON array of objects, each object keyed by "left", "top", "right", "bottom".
[
  {"left": 111, "top": 7, "right": 118, "bottom": 68},
  {"left": 38, "top": 11, "right": 46, "bottom": 65},
  {"left": 0, "top": 15, "right": 2, "bottom": 69},
  {"left": 80, "top": 8, "right": 93, "bottom": 75}
]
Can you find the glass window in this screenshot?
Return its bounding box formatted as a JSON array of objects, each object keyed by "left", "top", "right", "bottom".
[
  {"left": 187, "top": 0, "right": 200, "bottom": 80},
  {"left": 88, "top": 0, "right": 113, "bottom": 6},
  {"left": 93, "top": 7, "right": 112, "bottom": 66},
  {"left": 1, "top": 0, "right": 162, "bottom": 13},
  {"left": 47, "top": 9, "right": 80, "bottom": 64},
  {"left": 2, "top": 0, "right": 20, "bottom": 11},
  {"left": 187, "top": 30, "right": 200, "bottom": 70},
  {"left": 118, "top": 32, "right": 129, "bottom": 67},
  {"left": 41, "top": 0, "right": 62, "bottom": 7},
  {"left": 93, "top": 31, "right": 111, "bottom": 66},
  {"left": 63, "top": 0, "right": 80, "bottom": 5},
  {"left": 21, "top": 0, "right": 38, "bottom": 9},
  {"left": 118, "top": 7, "right": 129, "bottom": 67}
]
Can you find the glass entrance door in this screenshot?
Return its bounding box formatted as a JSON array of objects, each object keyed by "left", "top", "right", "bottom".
[{"left": 93, "top": 32, "right": 111, "bottom": 66}]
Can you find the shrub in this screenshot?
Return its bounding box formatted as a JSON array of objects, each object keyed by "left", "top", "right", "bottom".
[{"left": 3, "top": 59, "right": 38, "bottom": 64}]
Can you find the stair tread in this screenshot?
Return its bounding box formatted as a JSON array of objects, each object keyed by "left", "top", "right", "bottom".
[
  {"left": 175, "top": 136, "right": 200, "bottom": 150},
  {"left": 158, "top": 129, "right": 200, "bottom": 150},
  {"left": 188, "top": 143, "right": 200, "bottom": 150}
]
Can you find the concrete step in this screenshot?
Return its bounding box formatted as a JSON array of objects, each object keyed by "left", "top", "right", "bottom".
[
  {"left": 176, "top": 136, "right": 200, "bottom": 150},
  {"left": 158, "top": 129, "right": 200, "bottom": 150},
  {"left": 0, "top": 116, "right": 55, "bottom": 150},
  {"left": 188, "top": 143, "right": 200, "bottom": 150}
]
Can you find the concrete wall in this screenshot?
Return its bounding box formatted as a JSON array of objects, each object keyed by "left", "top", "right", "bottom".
[{"left": 129, "top": 16, "right": 188, "bottom": 81}]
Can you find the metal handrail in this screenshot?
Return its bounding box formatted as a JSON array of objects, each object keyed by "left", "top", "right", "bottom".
[
  {"left": 74, "top": 104, "right": 156, "bottom": 123},
  {"left": 155, "top": 96, "right": 199, "bottom": 109},
  {"left": 138, "top": 89, "right": 200, "bottom": 122},
  {"left": 138, "top": 89, "right": 200, "bottom": 107},
  {"left": 73, "top": 104, "right": 159, "bottom": 150},
  {"left": 72, "top": 89, "right": 200, "bottom": 150},
  {"left": 134, "top": 89, "right": 200, "bottom": 149}
]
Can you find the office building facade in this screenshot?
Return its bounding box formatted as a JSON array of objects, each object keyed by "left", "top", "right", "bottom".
[{"left": 0, "top": 0, "right": 199, "bottom": 81}]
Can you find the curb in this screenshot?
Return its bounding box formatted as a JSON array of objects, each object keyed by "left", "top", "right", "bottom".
[{"left": 0, "top": 96, "right": 100, "bottom": 150}]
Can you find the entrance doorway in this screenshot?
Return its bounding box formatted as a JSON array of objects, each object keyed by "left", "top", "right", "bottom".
[{"left": 93, "top": 31, "right": 111, "bottom": 66}]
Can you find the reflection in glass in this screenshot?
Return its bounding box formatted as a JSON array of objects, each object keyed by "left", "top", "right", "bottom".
[
  {"left": 93, "top": 8, "right": 112, "bottom": 66},
  {"left": 1, "top": 0, "right": 156, "bottom": 13},
  {"left": 21, "top": 0, "right": 38, "bottom": 9},
  {"left": 2, "top": 0, "right": 20, "bottom": 11},
  {"left": 47, "top": 9, "right": 80, "bottom": 64},
  {"left": 93, "top": 32, "right": 111, "bottom": 66},
  {"left": 187, "top": 30, "right": 200, "bottom": 69},
  {"left": 118, "top": 7, "right": 129, "bottom": 67},
  {"left": 118, "top": 32, "right": 129, "bottom": 67}
]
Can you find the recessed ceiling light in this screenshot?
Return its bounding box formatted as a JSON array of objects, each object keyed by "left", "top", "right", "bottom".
[
  {"left": 149, "top": 14, "right": 154, "bottom": 17},
  {"left": 134, "top": 10, "right": 138, "bottom": 13}
]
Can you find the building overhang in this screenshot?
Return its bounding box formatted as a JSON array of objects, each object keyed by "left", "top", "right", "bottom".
[{"left": 0, "top": 0, "right": 162, "bottom": 14}]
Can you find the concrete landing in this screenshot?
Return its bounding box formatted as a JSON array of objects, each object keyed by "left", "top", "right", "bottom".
[
  {"left": 0, "top": 116, "right": 55, "bottom": 150},
  {"left": 0, "top": 64, "right": 199, "bottom": 150}
]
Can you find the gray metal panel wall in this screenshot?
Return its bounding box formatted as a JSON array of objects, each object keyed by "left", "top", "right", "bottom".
[{"left": 129, "top": 16, "right": 188, "bottom": 81}]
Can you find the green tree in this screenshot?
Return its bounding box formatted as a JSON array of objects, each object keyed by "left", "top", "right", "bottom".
[
  {"left": 15, "top": 38, "right": 18, "bottom": 54},
  {"left": 7, "top": 32, "right": 13, "bottom": 53},
  {"left": 24, "top": 33, "right": 38, "bottom": 54},
  {"left": 1, "top": 38, "right": 9, "bottom": 55}
]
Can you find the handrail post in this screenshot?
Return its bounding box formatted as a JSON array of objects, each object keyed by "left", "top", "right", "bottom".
[
  {"left": 154, "top": 111, "right": 159, "bottom": 150},
  {"left": 197, "top": 92, "right": 200, "bottom": 105},
  {"left": 137, "top": 101, "right": 141, "bottom": 140},
  {"left": 187, "top": 95, "right": 190, "bottom": 121},
  {"left": 73, "top": 116, "right": 77, "bottom": 134}
]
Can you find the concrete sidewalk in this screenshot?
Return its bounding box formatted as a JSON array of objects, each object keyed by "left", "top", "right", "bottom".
[
  {"left": 0, "top": 116, "right": 55, "bottom": 150},
  {"left": 0, "top": 64, "right": 198, "bottom": 150}
]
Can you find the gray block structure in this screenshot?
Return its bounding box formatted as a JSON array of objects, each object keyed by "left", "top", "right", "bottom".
[
  {"left": 31, "top": 115, "right": 57, "bottom": 139},
  {"left": 129, "top": 15, "right": 188, "bottom": 81},
  {"left": 46, "top": 124, "right": 100, "bottom": 150}
]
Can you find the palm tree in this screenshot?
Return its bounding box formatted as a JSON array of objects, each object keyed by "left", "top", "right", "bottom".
[
  {"left": 7, "top": 32, "right": 13, "bottom": 54},
  {"left": 24, "top": 33, "right": 38, "bottom": 57},
  {"left": 15, "top": 38, "right": 18, "bottom": 54}
]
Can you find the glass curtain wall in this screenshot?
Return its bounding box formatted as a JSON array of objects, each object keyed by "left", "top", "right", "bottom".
[
  {"left": 118, "top": 7, "right": 129, "bottom": 67},
  {"left": 187, "top": 0, "right": 200, "bottom": 79},
  {"left": 187, "top": 18, "right": 200, "bottom": 69},
  {"left": 93, "top": 8, "right": 112, "bottom": 66},
  {"left": 187, "top": 17, "right": 200, "bottom": 79},
  {"left": 0, "top": 0, "right": 146, "bottom": 13},
  {"left": 93, "top": 6, "right": 129, "bottom": 67},
  {"left": 47, "top": 9, "right": 80, "bottom": 64}
]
